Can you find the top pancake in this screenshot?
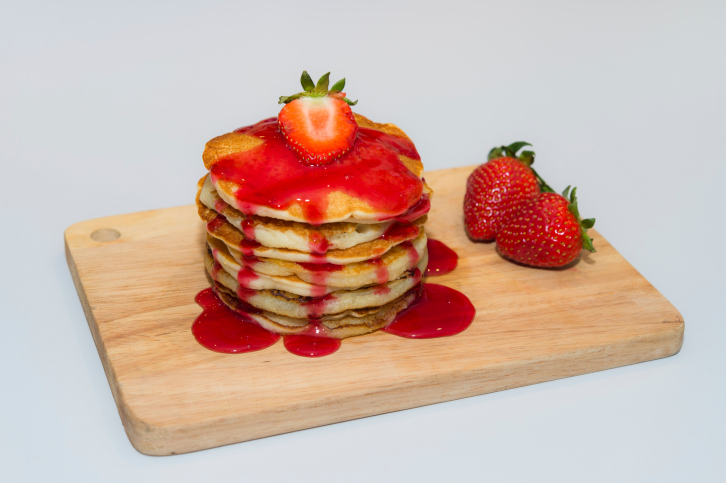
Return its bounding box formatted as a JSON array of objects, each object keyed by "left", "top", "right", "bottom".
[{"left": 203, "top": 113, "right": 430, "bottom": 225}]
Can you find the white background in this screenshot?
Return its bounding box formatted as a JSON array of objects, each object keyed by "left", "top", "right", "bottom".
[{"left": 2, "top": 1, "right": 725, "bottom": 481}]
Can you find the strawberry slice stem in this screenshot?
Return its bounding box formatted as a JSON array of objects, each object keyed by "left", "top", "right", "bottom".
[{"left": 279, "top": 71, "right": 358, "bottom": 106}]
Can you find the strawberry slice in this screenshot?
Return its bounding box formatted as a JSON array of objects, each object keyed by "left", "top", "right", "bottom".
[{"left": 278, "top": 71, "right": 359, "bottom": 165}]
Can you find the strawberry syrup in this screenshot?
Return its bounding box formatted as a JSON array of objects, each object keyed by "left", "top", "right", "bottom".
[
  {"left": 381, "top": 222, "right": 420, "bottom": 241},
  {"left": 210, "top": 118, "right": 426, "bottom": 225},
  {"left": 382, "top": 284, "right": 475, "bottom": 338},
  {"left": 241, "top": 219, "right": 256, "bottom": 240},
  {"left": 282, "top": 322, "right": 341, "bottom": 357},
  {"left": 298, "top": 261, "right": 344, "bottom": 286},
  {"left": 425, "top": 239, "right": 458, "bottom": 276},
  {"left": 308, "top": 231, "right": 330, "bottom": 254},
  {"left": 192, "top": 288, "right": 280, "bottom": 353}
]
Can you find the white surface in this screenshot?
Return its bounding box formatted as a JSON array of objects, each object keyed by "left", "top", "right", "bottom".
[{"left": 1, "top": 1, "right": 724, "bottom": 481}]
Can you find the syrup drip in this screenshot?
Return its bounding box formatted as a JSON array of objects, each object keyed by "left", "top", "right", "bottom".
[
  {"left": 213, "top": 198, "right": 229, "bottom": 214},
  {"left": 206, "top": 214, "right": 226, "bottom": 233},
  {"left": 236, "top": 265, "right": 259, "bottom": 289},
  {"left": 298, "top": 261, "right": 344, "bottom": 286},
  {"left": 241, "top": 219, "right": 256, "bottom": 241},
  {"left": 210, "top": 260, "right": 222, "bottom": 280},
  {"left": 236, "top": 286, "right": 257, "bottom": 303},
  {"left": 239, "top": 238, "right": 261, "bottom": 257},
  {"left": 240, "top": 255, "right": 260, "bottom": 270},
  {"left": 303, "top": 293, "right": 336, "bottom": 318},
  {"left": 308, "top": 231, "right": 330, "bottom": 254},
  {"left": 425, "top": 239, "right": 458, "bottom": 276},
  {"left": 371, "top": 258, "right": 390, "bottom": 284},
  {"left": 381, "top": 222, "right": 420, "bottom": 241},
  {"left": 192, "top": 288, "right": 280, "bottom": 353},
  {"left": 210, "top": 118, "right": 425, "bottom": 225},
  {"left": 283, "top": 323, "right": 341, "bottom": 358},
  {"left": 400, "top": 241, "right": 420, "bottom": 267},
  {"left": 383, "top": 194, "right": 431, "bottom": 224},
  {"left": 383, "top": 284, "right": 475, "bottom": 339}
]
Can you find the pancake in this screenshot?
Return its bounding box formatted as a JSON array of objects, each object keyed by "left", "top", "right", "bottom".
[
  {"left": 207, "top": 231, "right": 426, "bottom": 289},
  {"left": 198, "top": 196, "right": 425, "bottom": 264},
  {"left": 198, "top": 175, "right": 418, "bottom": 252},
  {"left": 205, "top": 244, "right": 428, "bottom": 298},
  {"left": 205, "top": 250, "right": 426, "bottom": 318},
  {"left": 203, "top": 113, "right": 432, "bottom": 224},
  {"left": 215, "top": 283, "right": 421, "bottom": 339}
]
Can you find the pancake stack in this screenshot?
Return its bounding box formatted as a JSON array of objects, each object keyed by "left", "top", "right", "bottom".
[{"left": 197, "top": 111, "right": 432, "bottom": 339}]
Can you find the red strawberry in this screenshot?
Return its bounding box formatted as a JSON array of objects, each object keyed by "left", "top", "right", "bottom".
[
  {"left": 495, "top": 186, "right": 596, "bottom": 267},
  {"left": 464, "top": 142, "right": 541, "bottom": 240},
  {"left": 278, "top": 71, "right": 359, "bottom": 165}
]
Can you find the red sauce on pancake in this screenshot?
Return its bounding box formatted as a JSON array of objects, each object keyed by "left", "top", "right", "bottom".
[
  {"left": 298, "top": 260, "right": 344, "bottom": 286},
  {"left": 210, "top": 118, "right": 425, "bottom": 225},
  {"left": 308, "top": 231, "right": 330, "bottom": 254},
  {"left": 303, "top": 293, "right": 336, "bottom": 319},
  {"left": 206, "top": 214, "right": 226, "bottom": 233},
  {"left": 238, "top": 238, "right": 261, "bottom": 257},
  {"left": 382, "top": 193, "right": 431, "bottom": 223},
  {"left": 236, "top": 266, "right": 259, "bottom": 289},
  {"left": 381, "top": 222, "right": 420, "bottom": 241},
  {"left": 213, "top": 198, "right": 228, "bottom": 214},
  {"left": 241, "top": 218, "right": 256, "bottom": 240}
]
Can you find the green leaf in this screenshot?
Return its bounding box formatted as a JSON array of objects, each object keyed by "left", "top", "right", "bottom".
[
  {"left": 330, "top": 78, "right": 346, "bottom": 93},
  {"left": 300, "top": 71, "right": 315, "bottom": 92},
  {"left": 504, "top": 141, "right": 531, "bottom": 157},
  {"left": 315, "top": 72, "right": 330, "bottom": 92},
  {"left": 278, "top": 93, "right": 303, "bottom": 104},
  {"left": 567, "top": 189, "right": 583, "bottom": 221},
  {"left": 488, "top": 147, "right": 504, "bottom": 161},
  {"left": 581, "top": 231, "right": 596, "bottom": 252},
  {"left": 562, "top": 185, "right": 572, "bottom": 199},
  {"left": 581, "top": 218, "right": 596, "bottom": 229},
  {"left": 519, "top": 150, "right": 535, "bottom": 166},
  {"left": 344, "top": 97, "right": 358, "bottom": 106}
]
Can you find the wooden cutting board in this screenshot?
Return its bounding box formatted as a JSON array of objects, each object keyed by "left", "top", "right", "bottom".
[{"left": 65, "top": 165, "right": 684, "bottom": 456}]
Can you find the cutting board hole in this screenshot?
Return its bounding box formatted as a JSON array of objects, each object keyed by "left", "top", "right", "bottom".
[{"left": 91, "top": 228, "right": 120, "bottom": 242}]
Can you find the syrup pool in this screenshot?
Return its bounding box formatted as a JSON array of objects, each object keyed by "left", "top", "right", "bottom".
[
  {"left": 283, "top": 323, "right": 341, "bottom": 358},
  {"left": 382, "top": 284, "right": 475, "bottom": 339},
  {"left": 425, "top": 239, "right": 458, "bottom": 276},
  {"left": 192, "top": 288, "right": 280, "bottom": 353}
]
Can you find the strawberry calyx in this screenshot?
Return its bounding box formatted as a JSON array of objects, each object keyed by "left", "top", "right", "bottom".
[
  {"left": 562, "top": 186, "right": 596, "bottom": 253},
  {"left": 278, "top": 71, "right": 358, "bottom": 106},
  {"left": 488, "top": 141, "right": 535, "bottom": 165},
  {"left": 488, "top": 141, "right": 556, "bottom": 193}
]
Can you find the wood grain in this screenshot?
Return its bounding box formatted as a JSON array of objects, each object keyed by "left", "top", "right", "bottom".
[{"left": 65, "top": 165, "right": 684, "bottom": 456}]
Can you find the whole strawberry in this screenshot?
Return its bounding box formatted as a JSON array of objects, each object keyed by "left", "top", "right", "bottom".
[
  {"left": 464, "top": 142, "right": 541, "bottom": 240},
  {"left": 496, "top": 187, "right": 596, "bottom": 267},
  {"left": 278, "top": 71, "right": 359, "bottom": 166}
]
